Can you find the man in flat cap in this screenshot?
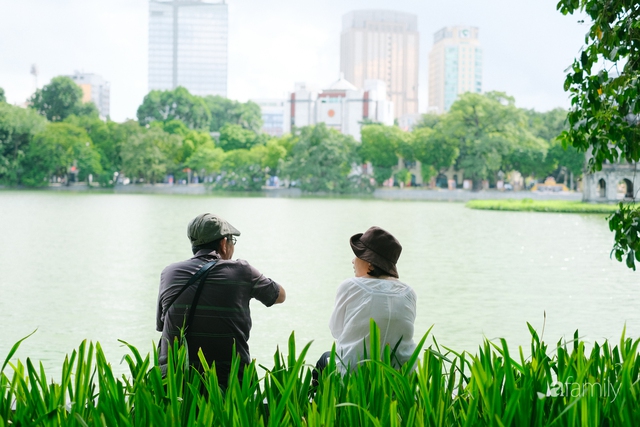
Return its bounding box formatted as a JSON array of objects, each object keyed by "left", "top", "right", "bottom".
[{"left": 156, "top": 213, "right": 286, "bottom": 385}]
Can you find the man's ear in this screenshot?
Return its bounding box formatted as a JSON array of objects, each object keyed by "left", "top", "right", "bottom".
[{"left": 218, "top": 237, "right": 228, "bottom": 257}]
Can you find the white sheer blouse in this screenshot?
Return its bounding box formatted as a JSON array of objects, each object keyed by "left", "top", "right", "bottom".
[{"left": 329, "top": 276, "right": 417, "bottom": 372}]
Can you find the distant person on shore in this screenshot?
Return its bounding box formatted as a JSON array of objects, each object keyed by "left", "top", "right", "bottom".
[
  {"left": 156, "top": 213, "right": 286, "bottom": 386},
  {"left": 314, "top": 226, "right": 417, "bottom": 381}
]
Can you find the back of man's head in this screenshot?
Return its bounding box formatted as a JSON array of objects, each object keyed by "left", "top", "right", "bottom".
[{"left": 188, "top": 213, "right": 241, "bottom": 254}]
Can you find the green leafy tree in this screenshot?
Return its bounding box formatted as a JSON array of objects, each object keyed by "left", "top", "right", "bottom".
[
  {"left": 64, "top": 116, "right": 143, "bottom": 185},
  {"left": 218, "top": 123, "right": 260, "bottom": 151},
  {"left": 524, "top": 108, "right": 584, "bottom": 187},
  {"left": 153, "top": 119, "right": 213, "bottom": 163},
  {"left": 74, "top": 102, "right": 99, "bottom": 118},
  {"left": 212, "top": 148, "right": 266, "bottom": 191},
  {"left": 444, "top": 92, "right": 538, "bottom": 188},
  {"left": 546, "top": 139, "right": 584, "bottom": 188},
  {"left": 502, "top": 134, "right": 550, "bottom": 180},
  {"left": 137, "top": 87, "right": 211, "bottom": 129},
  {"left": 121, "top": 127, "right": 181, "bottom": 184},
  {"left": 394, "top": 168, "right": 411, "bottom": 186},
  {"left": 0, "top": 103, "right": 47, "bottom": 185},
  {"left": 203, "top": 96, "right": 263, "bottom": 133},
  {"left": 558, "top": 0, "right": 639, "bottom": 269},
  {"left": 283, "top": 124, "right": 362, "bottom": 193},
  {"left": 414, "top": 113, "right": 441, "bottom": 130},
  {"left": 185, "top": 141, "right": 225, "bottom": 178},
  {"left": 359, "top": 124, "right": 407, "bottom": 185},
  {"left": 29, "top": 76, "right": 96, "bottom": 122},
  {"left": 182, "top": 129, "right": 215, "bottom": 165},
  {"left": 158, "top": 119, "right": 190, "bottom": 137},
  {"left": 525, "top": 108, "right": 568, "bottom": 142},
  {"left": 22, "top": 123, "right": 102, "bottom": 186},
  {"left": 0, "top": 87, "right": 6, "bottom": 103},
  {"left": 557, "top": 0, "right": 639, "bottom": 169},
  {"left": 252, "top": 138, "right": 288, "bottom": 175},
  {"left": 268, "top": 134, "right": 298, "bottom": 158},
  {"left": 411, "top": 126, "right": 460, "bottom": 183}
]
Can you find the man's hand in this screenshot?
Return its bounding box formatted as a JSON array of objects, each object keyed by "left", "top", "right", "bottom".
[{"left": 275, "top": 285, "right": 286, "bottom": 304}]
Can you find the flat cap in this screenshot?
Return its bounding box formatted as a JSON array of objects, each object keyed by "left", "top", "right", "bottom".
[{"left": 187, "top": 213, "right": 241, "bottom": 246}]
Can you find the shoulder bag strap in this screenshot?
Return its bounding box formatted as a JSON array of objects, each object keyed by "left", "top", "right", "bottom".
[
  {"left": 183, "top": 260, "right": 217, "bottom": 335},
  {"left": 165, "top": 259, "right": 218, "bottom": 314}
]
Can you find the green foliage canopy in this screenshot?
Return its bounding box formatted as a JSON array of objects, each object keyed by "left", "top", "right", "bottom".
[
  {"left": 558, "top": 0, "right": 640, "bottom": 269},
  {"left": 137, "top": 87, "right": 211, "bottom": 130},
  {"left": 21, "top": 122, "right": 102, "bottom": 186},
  {"left": 64, "top": 115, "right": 143, "bottom": 185},
  {"left": 557, "top": 0, "right": 640, "bottom": 169},
  {"left": 121, "top": 127, "right": 182, "bottom": 184},
  {"left": 284, "top": 124, "right": 361, "bottom": 193},
  {"left": 186, "top": 141, "right": 225, "bottom": 177},
  {"left": 29, "top": 76, "right": 97, "bottom": 122},
  {"left": 218, "top": 123, "right": 260, "bottom": 151},
  {"left": 443, "top": 92, "right": 545, "bottom": 187},
  {"left": 411, "top": 126, "right": 459, "bottom": 183},
  {"left": 214, "top": 148, "right": 266, "bottom": 191},
  {"left": 0, "top": 103, "right": 47, "bottom": 185},
  {"left": 524, "top": 108, "right": 584, "bottom": 183},
  {"left": 359, "top": 124, "right": 406, "bottom": 184},
  {"left": 203, "top": 95, "right": 263, "bottom": 133}
]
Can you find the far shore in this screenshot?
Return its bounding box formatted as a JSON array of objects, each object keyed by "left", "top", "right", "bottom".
[{"left": 0, "top": 183, "right": 586, "bottom": 202}]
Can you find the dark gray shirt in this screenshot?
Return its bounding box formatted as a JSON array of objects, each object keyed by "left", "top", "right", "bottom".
[{"left": 156, "top": 249, "right": 280, "bottom": 384}]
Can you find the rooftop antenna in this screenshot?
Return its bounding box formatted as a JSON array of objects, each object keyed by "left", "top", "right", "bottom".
[{"left": 30, "top": 64, "right": 39, "bottom": 91}]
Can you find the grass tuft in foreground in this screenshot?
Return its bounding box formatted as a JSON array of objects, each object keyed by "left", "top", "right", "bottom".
[
  {"left": 2, "top": 321, "right": 640, "bottom": 426},
  {"left": 466, "top": 199, "right": 622, "bottom": 214}
]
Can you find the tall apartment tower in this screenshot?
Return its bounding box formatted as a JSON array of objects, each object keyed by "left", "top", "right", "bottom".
[
  {"left": 428, "top": 26, "right": 482, "bottom": 113},
  {"left": 340, "top": 10, "right": 419, "bottom": 119},
  {"left": 67, "top": 72, "right": 110, "bottom": 119},
  {"left": 148, "top": 0, "right": 228, "bottom": 96}
]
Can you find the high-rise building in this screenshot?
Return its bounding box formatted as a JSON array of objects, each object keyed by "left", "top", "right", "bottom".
[
  {"left": 67, "top": 72, "right": 110, "bottom": 118},
  {"left": 340, "top": 10, "right": 419, "bottom": 119},
  {"left": 148, "top": 0, "right": 228, "bottom": 96},
  {"left": 428, "top": 26, "right": 482, "bottom": 113}
]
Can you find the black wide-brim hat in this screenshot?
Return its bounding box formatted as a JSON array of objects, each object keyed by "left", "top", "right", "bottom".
[{"left": 350, "top": 226, "right": 402, "bottom": 277}]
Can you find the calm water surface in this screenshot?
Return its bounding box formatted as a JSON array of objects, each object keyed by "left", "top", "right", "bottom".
[{"left": 1, "top": 191, "right": 639, "bottom": 375}]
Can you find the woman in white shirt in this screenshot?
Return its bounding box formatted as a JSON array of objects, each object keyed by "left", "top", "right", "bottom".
[{"left": 315, "top": 226, "right": 417, "bottom": 379}]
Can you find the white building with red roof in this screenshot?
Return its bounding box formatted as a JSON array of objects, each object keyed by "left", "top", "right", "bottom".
[{"left": 284, "top": 74, "right": 394, "bottom": 141}]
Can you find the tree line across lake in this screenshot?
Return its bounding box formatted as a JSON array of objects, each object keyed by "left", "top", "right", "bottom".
[{"left": 0, "top": 77, "right": 582, "bottom": 193}]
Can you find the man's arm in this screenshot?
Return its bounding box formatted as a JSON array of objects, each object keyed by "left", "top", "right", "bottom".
[
  {"left": 274, "top": 284, "right": 286, "bottom": 304},
  {"left": 156, "top": 272, "right": 166, "bottom": 332}
]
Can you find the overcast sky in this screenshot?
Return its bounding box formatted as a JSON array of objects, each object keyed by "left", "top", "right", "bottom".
[{"left": 0, "top": 0, "right": 588, "bottom": 122}]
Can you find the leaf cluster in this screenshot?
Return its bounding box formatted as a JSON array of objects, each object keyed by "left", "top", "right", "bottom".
[
  {"left": 557, "top": 0, "right": 640, "bottom": 170},
  {"left": 283, "top": 123, "right": 366, "bottom": 193},
  {"left": 558, "top": 0, "right": 640, "bottom": 270},
  {"left": 137, "top": 87, "right": 211, "bottom": 130},
  {"left": 21, "top": 122, "right": 102, "bottom": 187},
  {"left": 136, "top": 88, "right": 264, "bottom": 134},
  {"left": 609, "top": 202, "right": 640, "bottom": 269}
]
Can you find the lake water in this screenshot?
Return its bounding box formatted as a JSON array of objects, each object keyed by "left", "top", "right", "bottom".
[{"left": 1, "top": 191, "right": 639, "bottom": 376}]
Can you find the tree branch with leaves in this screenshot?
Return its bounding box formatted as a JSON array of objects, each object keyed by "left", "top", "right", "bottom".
[{"left": 558, "top": 0, "right": 640, "bottom": 269}]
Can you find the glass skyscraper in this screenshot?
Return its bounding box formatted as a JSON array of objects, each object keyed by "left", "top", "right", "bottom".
[
  {"left": 428, "top": 26, "right": 482, "bottom": 112},
  {"left": 148, "top": 0, "right": 228, "bottom": 96}
]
